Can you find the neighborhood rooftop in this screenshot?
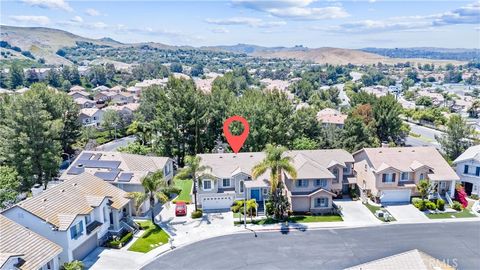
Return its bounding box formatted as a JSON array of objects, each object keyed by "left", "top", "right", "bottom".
[
  {"left": 61, "top": 151, "right": 171, "bottom": 184},
  {"left": 4, "top": 173, "right": 130, "bottom": 231},
  {"left": 453, "top": 144, "right": 480, "bottom": 163},
  {"left": 0, "top": 215, "right": 63, "bottom": 270},
  {"left": 355, "top": 147, "right": 460, "bottom": 181}
]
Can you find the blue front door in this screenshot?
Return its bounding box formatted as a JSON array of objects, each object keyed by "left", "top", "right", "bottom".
[{"left": 251, "top": 189, "right": 261, "bottom": 202}]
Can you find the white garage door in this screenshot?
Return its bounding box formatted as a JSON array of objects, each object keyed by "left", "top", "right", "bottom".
[
  {"left": 202, "top": 195, "right": 234, "bottom": 210},
  {"left": 380, "top": 189, "right": 411, "bottom": 203}
]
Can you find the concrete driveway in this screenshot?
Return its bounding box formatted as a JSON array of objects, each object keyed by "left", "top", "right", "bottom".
[
  {"left": 384, "top": 204, "right": 429, "bottom": 223},
  {"left": 335, "top": 199, "right": 381, "bottom": 225}
]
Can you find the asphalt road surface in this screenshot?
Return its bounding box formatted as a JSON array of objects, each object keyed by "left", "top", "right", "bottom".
[
  {"left": 143, "top": 221, "right": 480, "bottom": 270},
  {"left": 406, "top": 122, "right": 443, "bottom": 149}
]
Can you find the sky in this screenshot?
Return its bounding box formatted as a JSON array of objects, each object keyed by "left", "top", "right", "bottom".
[{"left": 1, "top": 0, "right": 479, "bottom": 48}]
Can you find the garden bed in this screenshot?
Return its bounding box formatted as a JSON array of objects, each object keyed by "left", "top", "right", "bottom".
[{"left": 364, "top": 203, "right": 396, "bottom": 222}]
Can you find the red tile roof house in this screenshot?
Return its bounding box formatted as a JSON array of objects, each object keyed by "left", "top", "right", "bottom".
[
  {"left": 316, "top": 108, "right": 348, "bottom": 128},
  {"left": 196, "top": 149, "right": 355, "bottom": 214},
  {"left": 353, "top": 146, "right": 459, "bottom": 204}
]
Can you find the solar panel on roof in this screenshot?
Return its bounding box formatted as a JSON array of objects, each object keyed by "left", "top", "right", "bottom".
[
  {"left": 94, "top": 170, "right": 120, "bottom": 181},
  {"left": 67, "top": 167, "right": 85, "bottom": 175},
  {"left": 118, "top": 173, "right": 133, "bottom": 182},
  {"left": 78, "top": 152, "right": 94, "bottom": 160},
  {"left": 77, "top": 160, "right": 121, "bottom": 169}
]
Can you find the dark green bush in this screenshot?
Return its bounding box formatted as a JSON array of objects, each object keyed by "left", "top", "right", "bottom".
[
  {"left": 436, "top": 199, "right": 445, "bottom": 211},
  {"left": 107, "top": 232, "right": 133, "bottom": 249},
  {"left": 425, "top": 201, "right": 437, "bottom": 210},
  {"left": 452, "top": 201, "right": 463, "bottom": 211},
  {"left": 470, "top": 194, "right": 479, "bottom": 200},
  {"left": 413, "top": 199, "right": 427, "bottom": 211},
  {"left": 191, "top": 210, "right": 203, "bottom": 219}
]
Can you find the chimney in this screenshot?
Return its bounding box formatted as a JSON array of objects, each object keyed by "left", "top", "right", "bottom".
[{"left": 381, "top": 142, "right": 389, "bottom": 148}]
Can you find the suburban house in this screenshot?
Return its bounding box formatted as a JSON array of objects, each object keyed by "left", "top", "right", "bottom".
[
  {"left": 196, "top": 150, "right": 355, "bottom": 213},
  {"left": 70, "top": 85, "right": 86, "bottom": 92},
  {"left": 92, "top": 85, "right": 110, "bottom": 92},
  {"left": 0, "top": 215, "right": 63, "bottom": 270},
  {"left": 79, "top": 108, "right": 104, "bottom": 127},
  {"left": 126, "top": 86, "right": 142, "bottom": 97},
  {"left": 1, "top": 174, "right": 133, "bottom": 264},
  {"left": 68, "top": 90, "right": 90, "bottom": 100},
  {"left": 94, "top": 91, "right": 117, "bottom": 102},
  {"left": 111, "top": 92, "right": 135, "bottom": 105},
  {"left": 316, "top": 108, "right": 348, "bottom": 128},
  {"left": 73, "top": 97, "right": 96, "bottom": 109},
  {"left": 110, "top": 85, "right": 125, "bottom": 93},
  {"left": 60, "top": 151, "right": 174, "bottom": 215},
  {"left": 353, "top": 146, "right": 459, "bottom": 204},
  {"left": 453, "top": 145, "right": 480, "bottom": 196}
]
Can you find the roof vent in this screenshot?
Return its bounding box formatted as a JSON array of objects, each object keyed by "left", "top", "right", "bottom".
[
  {"left": 42, "top": 198, "right": 47, "bottom": 202},
  {"left": 219, "top": 156, "right": 223, "bottom": 158},
  {"left": 61, "top": 189, "right": 65, "bottom": 192},
  {"left": 250, "top": 155, "right": 254, "bottom": 157}
]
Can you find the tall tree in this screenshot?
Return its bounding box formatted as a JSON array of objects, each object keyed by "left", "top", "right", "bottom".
[
  {"left": 251, "top": 144, "right": 297, "bottom": 219},
  {"left": 129, "top": 171, "right": 169, "bottom": 223},
  {"left": 102, "top": 110, "right": 122, "bottom": 139},
  {"left": 341, "top": 116, "right": 378, "bottom": 152},
  {"left": 175, "top": 155, "right": 212, "bottom": 211},
  {"left": 0, "top": 166, "right": 20, "bottom": 208},
  {"left": 436, "top": 114, "right": 474, "bottom": 161},
  {"left": 9, "top": 63, "right": 24, "bottom": 89},
  {"left": 373, "top": 94, "right": 404, "bottom": 143},
  {"left": 46, "top": 69, "right": 62, "bottom": 88}
]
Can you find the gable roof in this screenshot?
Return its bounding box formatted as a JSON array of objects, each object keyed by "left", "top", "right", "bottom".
[
  {"left": 453, "top": 144, "right": 480, "bottom": 164},
  {"left": 355, "top": 147, "right": 459, "bottom": 181},
  {"left": 80, "top": 108, "right": 101, "bottom": 117},
  {"left": 345, "top": 249, "right": 454, "bottom": 270},
  {"left": 317, "top": 108, "right": 347, "bottom": 125},
  {"left": 0, "top": 215, "right": 62, "bottom": 270},
  {"left": 5, "top": 173, "right": 130, "bottom": 231}
]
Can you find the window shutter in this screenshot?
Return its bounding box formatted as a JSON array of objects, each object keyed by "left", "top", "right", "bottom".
[
  {"left": 79, "top": 221, "right": 84, "bottom": 233},
  {"left": 70, "top": 227, "right": 75, "bottom": 239},
  {"left": 476, "top": 167, "right": 480, "bottom": 176},
  {"left": 464, "top": 165, "right": 469, "bottom": 174},
  {"left": 382, "top": 174, "right": 386, "bottom": 182},
  {"left": 392, "top": 173, "right": 396, "bottom": 182}
]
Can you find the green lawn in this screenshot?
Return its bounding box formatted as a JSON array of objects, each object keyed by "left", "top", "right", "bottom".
[
  {"left": 173, "top": 179, "right": 193, "bottom": 203},
  {"left": 234, "top": 215, "right": 342, "bottom": 225},
  {"left": 128, "top": 221, "right": 169, "bottom": 253},
  {"left": 427, "top": 209, "right": 477, "bottom": 219},
  {"left": 364, "top": 203, "right": 396, "bottom": 222}
]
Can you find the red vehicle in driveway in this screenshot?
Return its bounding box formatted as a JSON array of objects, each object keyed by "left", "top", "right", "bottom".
[{"left": 175, "top": 202, "right": 187, "bottom": 216}]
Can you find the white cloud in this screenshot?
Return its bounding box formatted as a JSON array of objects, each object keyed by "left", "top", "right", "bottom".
[
  {"left": 10, "top": 15, "right": 50, "bottom": 25},
  {"left": 211, "top": 27, "right": 230, "bottom": 34},
  {"left": 22, "top": 0, "right": 72, "bottom": 12},
  {"left": 71, "top": 16, "right": 83, "bottom": 23},
  {"left": 205, "top": 17, "right": 286, "bottom": 28},
  {"left": 314, "top": 1, "right": 480, "bottom": 34},
  {"left": 232, "top": 0, "right": 349, "bottom": 20},
  {"left": 85, "top": 8, "right": 101, "bottom": 16}
]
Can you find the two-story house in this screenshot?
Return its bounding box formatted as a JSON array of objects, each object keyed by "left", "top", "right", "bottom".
[
  {"left": 2, "top": 174, "right": 132, "bottom": 264},
  {"left": 0, "top": 215, "right": 63, "bottom": 270},
  {"left": 79, "top": 108, "right": 104, "bottom": 127},
  {"left": 60, "top": 151, "right": 174, "bottom": 215},
  {"left": 196, "top": 149, "right": 354, "bottom": 213},
  {"left": 354, "top": 146, "right": 459, "bottom": 204},
  {"left": 453, "top": 145, "right": 480, "bottom": 196}
]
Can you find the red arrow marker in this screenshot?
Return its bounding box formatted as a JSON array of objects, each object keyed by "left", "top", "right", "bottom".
[{"left": 223, "top": 115, "right": 250, "bottom": 153}]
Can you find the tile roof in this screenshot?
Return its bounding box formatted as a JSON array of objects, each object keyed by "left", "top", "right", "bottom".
[
  {"left": 7, "top": 173, "right": 130, "bottom": 231},
  {"left": 345, "top": 249, "right": 454, "bottom": 270},
  {"left": 453, "top": 144, "right": 480, "bottom": 164},
  {"left": 0, "top": 215, "right": 62, "bottom": 270},
  {"left": 355, "top": 147, "right": 459, "bottom": 181},
  {"left": 317, "top": 108, "right": 347, "bottom": 125},
  {"left": 80, "top": 108, "right": 101, "bottom": 117}
]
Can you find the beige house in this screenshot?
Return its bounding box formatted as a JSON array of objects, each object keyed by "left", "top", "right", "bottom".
[
  {"left": 0, "top": 215, "right": 63, "bottom": 270},
  {"left": 316, "top": 108, "right": 348, "bottom": 128},
  {"left": 197, "top": 149, "right": 354, "bottom": 214},
  {"left": 353, "top": 147, "right": 459, "bottom": 204}
]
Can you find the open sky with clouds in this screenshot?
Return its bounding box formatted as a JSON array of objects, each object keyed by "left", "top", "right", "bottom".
[{"left": 1, "top": 0, "right": 479, "bottom": 48}]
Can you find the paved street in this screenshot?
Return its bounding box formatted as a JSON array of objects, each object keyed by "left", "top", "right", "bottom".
[
  {"left": 96, "top": 135, "right": 136, "bottom": 151},
  {"left": 405, "top": 122, "right": 443, "bottom": 149},
  {"left": 143, "top": 221, "right": 480, "bottom": 270}
]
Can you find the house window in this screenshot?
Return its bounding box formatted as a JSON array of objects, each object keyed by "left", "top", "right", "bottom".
[
  {"left": 464, "top": 165, "right": 469, "bottom": 174},
  {"left": 103, "top": 207, "right": 108, "bottom": 223},
  {"left": 222, "top": 178, "right": 230, "bottom": 187},
  {"left": 419, "top": 173, "right": 425, "bottom": 180},
  {"left": 262, "top": 188, "right": 268, "bottom": 195},
  {"left": 314, "top": 197, "right": 328, "bottom": 208},
  {"left": 240, "top": 181, "right": 244, "bottom": 193},
  {"left": 47, "top": 261, "right": 52, "bottom": 270},
  {"left": 382, "top": 173, "right": 396, "bottom": 183},
  {"left": 440, "top": 181, "right": 446, "bottom": 188},
  {"left": 85, "top": 214, "right": 91, "bottom": 225},
  {"left": 332, "top": 168, "right": 339, "bottom": 183},
  {"left": 314, "top": 179, "right": 327, "bottom": 187},
  {"left": 343, "top": 165, "right": 350, "bottom": 174},
  {"left": 476, "top": 167, "right": 480, "bottom": 177},
  {"left": 296, "top": 179, "right": 308, "bottom": 187},
  {"left": 70, "top": 221, "right": 84, "bottom": 239},
  {"left": 93, "top": 117, "right": 97, "bottom": 120},
  {"left": 203, "top": 180, "right": 212, "bottom": 191},
  {"left": 400, "top": 172, "right": 409, "bottom": 181}
]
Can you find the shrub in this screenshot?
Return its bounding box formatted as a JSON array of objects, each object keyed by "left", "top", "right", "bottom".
[
  {"left": 163, "top": 186, "right": 181, "bottom": 197},
  {"left": 452, "top": 201, "right": 463, "bottom": 211},
  {"left": 413, "top": 199, "right": 427, "bottom": 211},
  {"left": 107, "top": 232, "right": 133, "bottom": 249},
  {"left": 61, "top": 260, "right": 84, "bottom": 270},
  {"left": 425, "top": 201, "right": 437, "bottom": 210},
  {"left": 191, "top": 209, "right": 203, "bottom": 219},
  {"left": 470, "top": 194, "right": 479, "bottom": 200},
  {"left": 436, "top": 199, "right": 445, "bottom": 211},
  {"left": 265, "top": 201, "right": 274, "bottom": 216},
  {"left": 455, "top": 184, "right": 468, "bottom": 208}
]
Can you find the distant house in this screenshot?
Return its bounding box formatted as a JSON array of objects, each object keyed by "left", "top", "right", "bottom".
[
  {"left": 94, "top": 91, "right": 117, "bottom": 102},
  {"left": 2, "top": 174, "right": 133, "bottom": 264},
  {"left": 79, "top": 108, "right": 104, "bottom": 127},
  {"left": 60, "top": 151, "right": 174, "bottom": 215},
  {"left": 317, "top": 108, "right": 347, "bottom": 128},
  {"left": 74, "top": 97, "right": 96, "bottom": 109},
  {"left": 126, "top": 86, "right": 142, "bottom": 97},
  {"left": 110, "top": 85, "right": 125, "bottom": 93},
  {"left": 92, "top": 85, "right": 110, "bottom": 92},
  {"left": 111, "top": 92, "right": 135, "bottom": 105},
  {"left": 68, "top": 90, "right": 90, "bottom": 100},
  {"left": 70, "top": 85, "right": 86, "bottom": 92},
  {"left": 354, "top": 146, "right": 459, "bottom": 204},
  {"left": 0, "top": 215, "right": 63, "bottom": 270},
  {"left": 453, "top": 145, "right": 480, "bottom": 196}
]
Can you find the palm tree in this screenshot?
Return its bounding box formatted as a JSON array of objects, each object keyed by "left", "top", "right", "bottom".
[
  {"left": 246, "top": 199, "right": 258, "bottom": 222},
  {"left": 129, "top": 171, "right": 169, "bottom": 223},
  {"left": 251, "top": 144, "right": 297, "bottom": 219},
  {"left": 175, "top": 155, "right": 212, "bottom": 211}
]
